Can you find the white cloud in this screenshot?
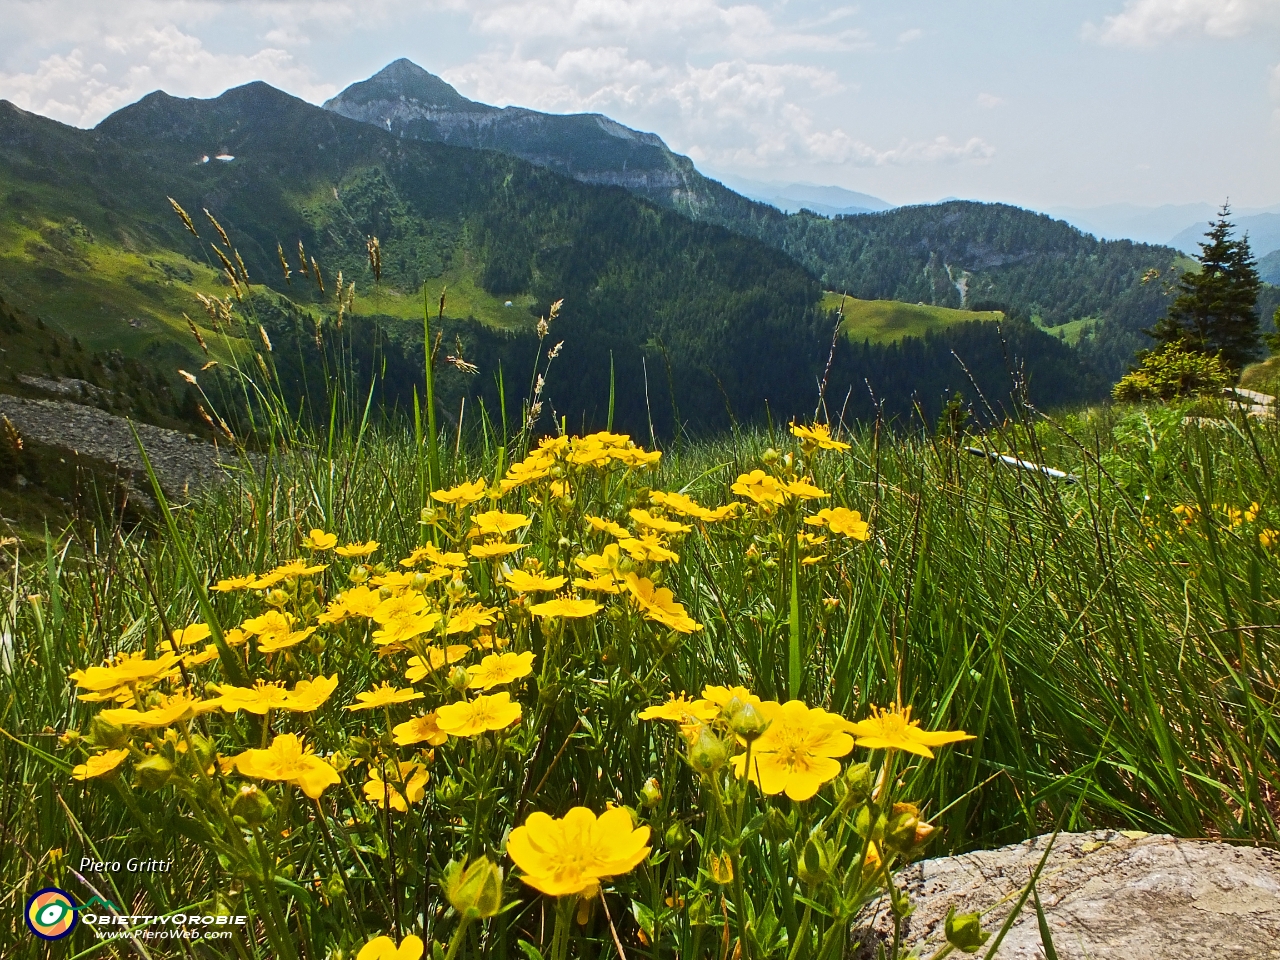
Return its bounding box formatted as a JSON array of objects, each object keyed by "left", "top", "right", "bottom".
[
  {"left": 1086, "top": 0, "right": 1280, "bottom": 46},
  {"left": 977, "top": 92, "right": 1005, "bottom": 108},
  {"left": 897, "top": 28, "right": 924, "bottom": 44},
  {"left": 0, "top": 1, "right": 351, "bottom": 125}
]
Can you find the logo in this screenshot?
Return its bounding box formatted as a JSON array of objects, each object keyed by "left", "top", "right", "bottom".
[{"left": 26, "top": 888, "right": 78, "bottom": 940}]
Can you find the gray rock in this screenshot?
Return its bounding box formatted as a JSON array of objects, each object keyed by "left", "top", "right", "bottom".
[
  {"left": 0, "top": 394, "right": 253, "bottom": 498},
  {"left": 855, "top": 830, "right": 1280, "bottom": 958}
]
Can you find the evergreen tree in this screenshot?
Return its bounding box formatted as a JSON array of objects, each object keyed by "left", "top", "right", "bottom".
[{"left": 1147, "top": 203, "right": 1261, "bottom": 371}]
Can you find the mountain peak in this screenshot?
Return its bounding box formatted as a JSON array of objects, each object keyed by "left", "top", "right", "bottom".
[{"left": 325, "top": 59, "right": 478, "bottom": 112}]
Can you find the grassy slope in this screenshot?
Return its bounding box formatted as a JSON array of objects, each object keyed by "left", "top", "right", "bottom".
[{"left": 823, "top": 291, "right": 1004, "bottom": 344}]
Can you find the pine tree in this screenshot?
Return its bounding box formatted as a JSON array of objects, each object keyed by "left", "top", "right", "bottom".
[{"left": 1147, "top": 202, "right": 1261, "bottom": 372}]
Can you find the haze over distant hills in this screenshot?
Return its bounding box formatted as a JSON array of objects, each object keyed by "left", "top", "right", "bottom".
[
  {"left": 1050, "top": 202, "right": 1280, "bottom": 255},
  {"left": 705, "top": 173, "right": 892, "bottom": 217}
]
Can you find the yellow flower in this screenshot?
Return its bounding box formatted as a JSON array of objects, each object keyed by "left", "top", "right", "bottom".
[
  {"left": 790, "top": 421, "right": 851, "bottom": 452},
  {"left": 267, "top": 559, "right": 328, "bottom": 579},
  {"left": 444, "top": 604, "right": 499, "bottom": 635},
  {"left": 169, "top": 623, "right": 211, "bottom": 648},
  {"left": 785, "top": 478, "right": 829, "bottom": 500},
  {"left": 617, "top": 535, "right": 679, "bottom": 564},
  {"left": 435, "top": 691, "right": 522, "bottom": 737},
  {"left": 611, "top": 446, "right": 663, "bottom": 469},
  {"left": 639, "top": 694, "right": 720, "bottom": 724},
  {"left": 845, "top": 705, "right": 974, "bottom": 759},
  {"left": 212, "top": 574, "right": 257, "bottom": 592},
  {"left": 335, "top": 540, "right": 380, "bottom": 558},
  {"left": 584, "top": 515, "right": 630, "bottom": 539},
  {"left": 805, "top": 507, "right": 870, "bottom": 540},
  {"left": 258, "top": 626, "right": 316, "bottom": 654},
  {"left": 304, "top": 528, "right": 338, "bottom": 551},
  {"left": 347, "top": 683, "right": 425, "bottom": 711},
  {"left": 242, "top": 609, "right": 295, "bottom": 637},
  {"left": 507, "top": 806, "right": 651, "bottom": 898},
  {"left": 283, "top": 674, "right": 339, "bottom": 712},
  {"left": 1172, "top": 504, "right": 1198, "bottom": 526},
  {"left": 327, "top": 585, "right": 382, "bottom": 621},
  {"left": 468, "top": 651, "right": 536, "bottom": 689},
  {"left": 503, "top": 569, "right": 567, "bottom": 593},
  {"left": 1261, "top": 529, "right": 1279, "bottom": 549},
  {"left": 70, "top": 651, "right": 182, "bottom": 692},
  {"left": 528, "top": 596, "right": 602, "bottom": 619},
  {"left": 212, "top": 680, "right": 291, "bottom": 715},
  {"left": 100, "top": 692, "right": 220, "bottom": 729},
  {"left": 400, "top": 544, "right": 468, "bottom": 569},
  {"left": 72, "top": 748, "right": 130, "bottom": 781},
  {"left": 501, "top": 457, "right": 552, "bottom": 492},
  {"left": 393, "top": 712, "right": 449, "bottom": 746},
  {"left": 373, "top": 613, "right": 441, "bottom": 647},
  {"left": 470, "top": 510, "right": 531, "bottom": 537},
  {"left": 405, "top": 645, "right": 471, "bottom": 682},
  {"left": 232, "top": 733, "right": 340, "bottom": 799},
  {"left": 469, "top": 540, "right": 525, "bottom": 560},
  {"left": 732, "top": 700, "right": 853, "bottom": 801},
  {"left": 731, "top": 470, "right": 789, "bottom": 505},
  {"left": 356, "top": 934, "right": 424, "bottom": 960},
  {"left": 576, "top": 543, "right": 625, "bottom": 580},
  {"left": 183, "top": 644, "right": 221, "bottom": 667},
  {"left": 701, "top": 685, "right": 764, "bottom": 711},
  {"left": 432, "top": 479, "right": 489, "bottom": 506},
  {"left": 364, "top": 760, "right": 429, "bottom": 812},
  {"left": 629, "top": 508, "right": 692, "bottom": 534},
  {"left": 624, "top": 574, "right": 702, "bottom": 633},
  {"left": 649, "top": 491, "right": 739, "bottom": 523},
  {"left": 573, "top": 575, "right": 622, "bottom": 594},
  {"left": 373, "top": 593, "right": 428, "bottom": 624}
]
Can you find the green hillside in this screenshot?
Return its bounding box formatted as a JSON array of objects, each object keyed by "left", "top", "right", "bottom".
[
  {"left": 0, "top": 85, "right": 1103, "bottom": 435},
  {"left": 822, "top": 292, "right": 1004, "bottom": 344}
]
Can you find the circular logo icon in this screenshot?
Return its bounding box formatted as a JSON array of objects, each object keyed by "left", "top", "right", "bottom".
[{"left": 26, "top": 887, "right": 78, "bottom": 940}]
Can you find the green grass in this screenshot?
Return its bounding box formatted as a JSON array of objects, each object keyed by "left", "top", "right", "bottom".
[
  {"left": 1033, "top": 315, "right": 1095, "bottom": 346},
  {"left": 1, "top": 369, "right": 1278, "bottom": 957},
  {"left": 823, "top": 292, "right": 1004, "bottom": 344}
]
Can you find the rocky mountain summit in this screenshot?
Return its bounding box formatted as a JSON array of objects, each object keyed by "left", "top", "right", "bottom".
[{"left": 323, "top": 59, "right": 737, "bottom": 216}]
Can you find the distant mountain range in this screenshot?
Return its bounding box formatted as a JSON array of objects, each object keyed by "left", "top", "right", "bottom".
[
  {"left": 705, "top": 173, "right": 892, "bottom": 217},
  {"left": 0, "top": 60, "right": 1220, "bottom": 434},
  {"left": 1049, "top": 202, "right": 1280, "bottom": 256}
]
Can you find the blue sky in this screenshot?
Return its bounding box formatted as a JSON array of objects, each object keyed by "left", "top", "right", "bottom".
[{"left": 1, "top": 0, "right": 1277, "bottom": 211}]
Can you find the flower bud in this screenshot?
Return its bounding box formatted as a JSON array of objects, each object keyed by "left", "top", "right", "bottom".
[
  {"left": 664, "top": 821, "right": 690, "bottom": 850},
  {"left": 447, "top": 667, "right": 470, "bottom": 692},
  {"left": 843, "top": 761, "right": 874, "bottom": 804},
  {"left": 444, "top": 856, "right": 504, "bottom": 920},
  {"left": 230, "top": 784, "right": 276, "bottom": 826},
  {"left": 853, "top": 802, "right": 886, "bottom": 841},
  {"left": 446, "top": 578, "right": 467, "bottom": 603},
  {"left": 265, "top": 589, "right": 290, "bottom": 608},
  {"left": 348, "top": 737, "right": 374, "bottom": 762},
  {"left": 885, "top": 802, "right": 922, "bottom": 852},
  {"left": 134, "top": 754, "right": 174, "bottom": 791},
  {"left": 325, "top": 871, "right": 345, "bottom": 902},
  {"left": 420, "top": 506, "right": 439, "bottom": 524},
  {"left": 686, "top": 725, "right": 729, "bottom": 774},
  {"left": 944, "top": 906, "right": 989, "bottom": 953},
  {"left": 761, "top": 448, "right": 780, "bottom": 464},
  {"left": 762, "top": 807, "right": 795, "bottom": 845},
  {"left": 707, "top": 852, "right": 733, "bottom": 885},
  {"left": 728, "top": 702, "right": 769, "bottom": 742},
  {"left": 797, "top": 830, "right": 839, "bottom": 888},
  {"left": 87, "top": 715, "right": 129, "bottom": 750},
  {"left": 349, "top": 565, "right": 370, "bottom": 584},
  {"left": 186, "top": 733, "right": 218, "bottom": 770},
  {"left": 639, "top": 777, "right": 662, "bottom": 809},
  {"left": 687, "top": 896, "right": 712, "bottom": 926},
  {"left": 435, "top": 775, "right": 463, "bottom": 806}
]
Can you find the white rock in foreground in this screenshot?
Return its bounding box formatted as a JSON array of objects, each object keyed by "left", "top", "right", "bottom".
[{"left": 854, "top": 830, "right": 1280, "bottom": 958}]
